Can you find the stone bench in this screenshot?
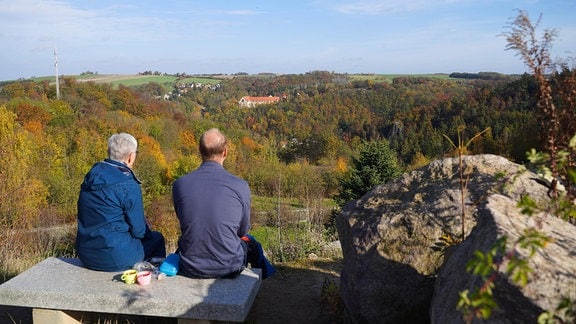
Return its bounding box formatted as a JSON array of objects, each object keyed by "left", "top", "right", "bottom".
[{"left": 0, "top": 257, "right": 261, "bottom": 323}]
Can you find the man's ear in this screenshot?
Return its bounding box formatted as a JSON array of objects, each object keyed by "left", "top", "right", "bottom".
[{"left": 126, "top": 151, "right": 136, "bottom": 167}]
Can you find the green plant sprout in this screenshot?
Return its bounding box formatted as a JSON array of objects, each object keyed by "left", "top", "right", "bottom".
[{"left": 443, "top": 126, "right": 491, "bottom": 240}]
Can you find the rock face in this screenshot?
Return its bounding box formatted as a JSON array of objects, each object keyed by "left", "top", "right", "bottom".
[
  {"left": 431, "top": 194, "right": 576, "bottom": 323},
  {"left": 336, "top": 154, "right": 574, "bottom": 323}
]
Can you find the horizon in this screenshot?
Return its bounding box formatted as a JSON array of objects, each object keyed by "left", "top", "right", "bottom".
[
  {"left": 1, "top": 71, "right": 525, "bottom": 84},
  {"left": 1, "top": 1, "right": 575, "bottom": 81}
]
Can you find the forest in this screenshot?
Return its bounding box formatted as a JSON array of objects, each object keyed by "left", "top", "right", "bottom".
[
  {"left": 1, "top": 48, "right": 574, "bottom": 274},
  {"left": 0, "top": 70, "right": 545, "bottom": 255}
]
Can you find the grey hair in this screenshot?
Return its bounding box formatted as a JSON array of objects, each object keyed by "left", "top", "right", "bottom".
[{"left": 107, "top": 133, "right": 138, "bottom": 161}]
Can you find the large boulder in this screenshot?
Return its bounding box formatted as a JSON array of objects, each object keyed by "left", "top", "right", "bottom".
[
  {"left": 431, "top": 194, "right": 576, "bottom": 323},
  {"left": 336, "top": 154, "right": 553, "bottom": 323}
]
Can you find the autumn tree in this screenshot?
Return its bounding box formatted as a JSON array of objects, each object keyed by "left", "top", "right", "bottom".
[
  {"left": 6, "top": 99, "right": 52, "bottom": 131},
  {"left": 0, "top": 105, "right": 48, "bottom": 228},
  {"left": 134, "top": 135, "right": 170, "bottom": 204}
]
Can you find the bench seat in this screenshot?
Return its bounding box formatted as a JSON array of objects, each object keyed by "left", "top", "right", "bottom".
[{"left": 0, "top": 257, "right": 261, "bottom": 323}]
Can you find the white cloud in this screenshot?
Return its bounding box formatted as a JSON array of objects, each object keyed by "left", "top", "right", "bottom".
[
  {"left": 325, "top": 0, "right": 472, "bottom": 15},
  {"left": 217, "top": 9, "right": 264, "bottom": 16}
]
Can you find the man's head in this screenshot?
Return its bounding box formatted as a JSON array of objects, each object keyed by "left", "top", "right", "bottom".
[
  {"left": 108, "top": 133, "right": 138, "bottom": 168},
  {"left": 199, "top": 128, "right": 228, "bottom": 164}
]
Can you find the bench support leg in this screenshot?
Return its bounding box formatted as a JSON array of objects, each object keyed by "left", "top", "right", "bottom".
[{"left": 33, "top": 308, "right": 82, "bottom": 324}]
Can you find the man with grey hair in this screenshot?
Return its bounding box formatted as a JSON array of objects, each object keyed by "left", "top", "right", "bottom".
[{"left": 76, "top": 133, "right": 166, "bottom": 271}]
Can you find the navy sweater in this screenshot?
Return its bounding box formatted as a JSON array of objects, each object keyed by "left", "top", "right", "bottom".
[{"left": 172, "top": 161, "right": 251, "bottom": 277}]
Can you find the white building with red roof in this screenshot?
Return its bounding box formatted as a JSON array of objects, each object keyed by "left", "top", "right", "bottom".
[{"left": 238, "top": 95, "right": 280, "bottom": 108}]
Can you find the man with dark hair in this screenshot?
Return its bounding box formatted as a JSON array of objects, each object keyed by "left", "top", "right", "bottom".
[
  {"left": 76, "top": 133, "right": 166, "bottom": 271},
  {"left": 173, "top": 128, "right": 275, "bottom": 279}
]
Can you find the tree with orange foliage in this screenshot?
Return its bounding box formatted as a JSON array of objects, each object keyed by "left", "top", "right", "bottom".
[{"left": 0, "top": 105, "right": 48, "bottom": 228}]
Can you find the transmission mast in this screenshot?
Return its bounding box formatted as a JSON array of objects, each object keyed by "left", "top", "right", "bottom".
[{"left": 54, "top": 48, "right": 60, "bottom": 99}]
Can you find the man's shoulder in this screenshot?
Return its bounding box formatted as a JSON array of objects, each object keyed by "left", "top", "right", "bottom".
[
  {"left": 172, "top": 169, "right": 204, "bottom": 188},
  {"left": 224, "top": 173, "right": 250, "bottom": 194},
  {"left": 173, "top": 165, "right": 248, "bottom": 186},
  {"left": 227, "top": 172, "right": 248, "bottom": 184},
  {"left": 83, "top": 161, "right": 137, "bottom": 188}
]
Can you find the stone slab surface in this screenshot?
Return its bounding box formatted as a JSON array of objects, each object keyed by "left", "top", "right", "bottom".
[{"left": 0, "top": 257, "right": 261, "bottom": 322}]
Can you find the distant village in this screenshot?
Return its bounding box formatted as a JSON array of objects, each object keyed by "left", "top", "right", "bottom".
[{"left": 157, "top": 80, "right": 283, "bottom": 107}]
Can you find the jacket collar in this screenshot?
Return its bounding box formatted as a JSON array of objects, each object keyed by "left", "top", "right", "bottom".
[{"left": 103, "top": 159, "right": 142, "bottom": 184}]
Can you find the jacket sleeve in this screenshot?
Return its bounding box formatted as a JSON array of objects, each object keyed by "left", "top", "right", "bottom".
[{"left": 123, "top": 181, "right": 147, "bottom": 239}]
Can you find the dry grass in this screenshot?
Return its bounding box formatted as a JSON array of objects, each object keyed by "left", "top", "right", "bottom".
[{"left": 0, "top": 224, "right": 75, "bottom": 282}]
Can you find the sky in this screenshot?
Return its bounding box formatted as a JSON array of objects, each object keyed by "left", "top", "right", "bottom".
[{"left": 1, "top": 0, "right": 575, "bottom": 81}]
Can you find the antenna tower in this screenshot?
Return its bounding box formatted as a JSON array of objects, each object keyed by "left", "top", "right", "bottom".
[{"left": 54, "top": 48, "right": 60, "bottom": 99}]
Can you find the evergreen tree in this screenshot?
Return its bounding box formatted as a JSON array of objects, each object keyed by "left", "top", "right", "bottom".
[{"left": 335, "top": 140, "right": 402, "bottom": 207}]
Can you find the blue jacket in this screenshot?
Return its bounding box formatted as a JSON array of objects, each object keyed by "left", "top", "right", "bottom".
[
  {"left": 172, "top": 161, "right": 251, "bottom": 277},
  {"left": 76, "top": 159, "right": 146, "bottom": 271}
]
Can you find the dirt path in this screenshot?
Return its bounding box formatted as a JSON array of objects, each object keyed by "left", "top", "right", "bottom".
[
  {"left": 247, "top": 258, "right": 343, "bottom": 323},
  {"left": 0, "top": 258, "right": 343, "bottom": 324}
]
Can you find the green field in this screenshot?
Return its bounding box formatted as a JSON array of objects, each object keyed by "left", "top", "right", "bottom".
[
  {"left": 107, "top": 75, "right": 178, "bottom": 87},
  {"left": 108, "top": 75, "right": 225, "bottom": 87},
  {"left": 349, "top": 73, "right": 452, "bottom": 83},
  {"left": 27, "top": 74, "right": 225, "bottom": 88},
  {"left": 17, "top": 73, "right": 455, "bottom": 88}
]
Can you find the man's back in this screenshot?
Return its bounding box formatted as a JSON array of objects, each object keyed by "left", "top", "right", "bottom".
[{"left": 172, "top": 161, "right": 251, "bottom": 277}]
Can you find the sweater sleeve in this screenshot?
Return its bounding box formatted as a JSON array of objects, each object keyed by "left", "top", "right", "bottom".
[{"left": 238, "top": 181, "right": 252, "bottom": 237}]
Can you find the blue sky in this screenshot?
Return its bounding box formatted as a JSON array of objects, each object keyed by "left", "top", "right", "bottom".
[{"left": 1, "top": 0, "right": 575, "bottom": 80}]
